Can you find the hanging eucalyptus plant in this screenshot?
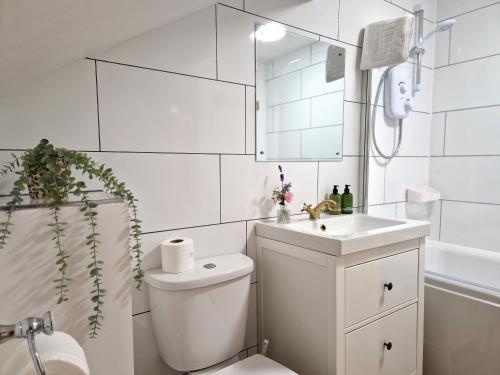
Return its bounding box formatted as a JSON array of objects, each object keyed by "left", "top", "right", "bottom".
[{"left": 0, "top": 139, "right": 144, "bottom": 338}]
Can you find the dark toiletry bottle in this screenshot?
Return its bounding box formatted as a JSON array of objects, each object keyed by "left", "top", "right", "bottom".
[
  {"left": 329, "top": 185, "right": 342, "bottom": 215},
  {"left": 341, "top": 185, "right": 353, "bottom": 214}
]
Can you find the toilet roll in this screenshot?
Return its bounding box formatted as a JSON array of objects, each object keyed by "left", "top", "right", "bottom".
[
  {"left": 3, "top": 332, "right": 90, "bottom": 375},
  {"left": 161, "top": 237, "right": 194, "bottom": 273}
]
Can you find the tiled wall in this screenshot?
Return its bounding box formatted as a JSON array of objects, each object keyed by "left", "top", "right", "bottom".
[
  {"left": 0, "top": 1, "right": 438, "bottom": 374},
  {"left": 429, "top": 0, "right": 500, "bottom": 252},
  {"left": 261, "top": 43, "right": 344, "bottom": 159}
]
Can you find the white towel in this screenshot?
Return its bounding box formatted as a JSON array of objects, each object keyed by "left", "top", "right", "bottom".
[
  {"left": 360, "top": 15, "right": 414, "bottom": 70},
  {"left": 2, "top": 332, "right": 90, "bottom": 375}
]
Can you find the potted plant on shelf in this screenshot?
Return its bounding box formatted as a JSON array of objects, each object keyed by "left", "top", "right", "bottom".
[
  {"left": 0, "top": 139, "right": 143, "bottom": 338},
  {"left": 271, "top": 165, "right": 294, "bottom": 224}
]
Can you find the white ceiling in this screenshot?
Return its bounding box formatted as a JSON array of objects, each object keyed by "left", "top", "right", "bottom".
[{"left": 0, "top": 0, "right": 217, "bottom": 93}]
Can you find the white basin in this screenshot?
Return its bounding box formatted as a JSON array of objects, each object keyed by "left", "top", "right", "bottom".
[
  {"left": 256, "top": 214, "right": 430, "bottom": 256},
  {"left": 286, "top": 215, "right": 405, "bottom": 237}
]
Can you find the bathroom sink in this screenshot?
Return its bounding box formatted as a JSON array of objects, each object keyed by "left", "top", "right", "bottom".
[
  {"left": 286, "top": 215, "right": 405, "bottom": 236},
  {"left": 256, "top": 214, "right": 430, "bottom": 256}
]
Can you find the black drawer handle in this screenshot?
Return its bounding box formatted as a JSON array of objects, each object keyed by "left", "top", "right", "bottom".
[
  {"left": 384, "top": 282, "right": 393, "bottom": 291},
  {"left": 384, "top": 342, "right": 393, "bottom": 351}
]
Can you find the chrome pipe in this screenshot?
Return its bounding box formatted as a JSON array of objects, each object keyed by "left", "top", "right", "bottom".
[{"left": 0, "top": 312, "right": 54, "bottom": 375}]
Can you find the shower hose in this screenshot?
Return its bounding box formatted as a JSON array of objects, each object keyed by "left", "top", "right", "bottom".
[{"left": 371, "top": 66, "right": 403, "bottom": 160}]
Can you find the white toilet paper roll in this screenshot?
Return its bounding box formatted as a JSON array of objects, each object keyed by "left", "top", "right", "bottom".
[
  {"left": 3, "top": 332, "right": 90, "bottom": 375},
  {"left": 161, "top": 237, "right": 194, "bottom": 273}
]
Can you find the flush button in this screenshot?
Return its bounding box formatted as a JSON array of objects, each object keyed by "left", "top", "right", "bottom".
[{"left": 204, "top": 263, "right": 216, "bottom": 269}]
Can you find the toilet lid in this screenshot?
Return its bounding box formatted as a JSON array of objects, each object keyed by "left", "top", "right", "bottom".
[{"left": 213, "top": 355, "right": 297, "bottom": 375}]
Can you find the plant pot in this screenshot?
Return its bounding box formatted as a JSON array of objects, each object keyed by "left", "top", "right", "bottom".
[
  {"left": 277, "top": 203, "right": 291, "bottom": 224},
  {"left": 27, "top": 162, "right": 70, "bottom": 201}
]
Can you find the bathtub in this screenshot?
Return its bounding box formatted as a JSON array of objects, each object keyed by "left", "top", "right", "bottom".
[{"left": 424, "top": 240, "right": 500, "bottom": 375}]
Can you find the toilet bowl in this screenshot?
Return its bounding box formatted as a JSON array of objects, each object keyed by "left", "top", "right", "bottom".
[{"left": 145, "top": 253, "right": 297, "bottom": 375}]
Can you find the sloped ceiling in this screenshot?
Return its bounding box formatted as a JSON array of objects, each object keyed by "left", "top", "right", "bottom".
[{"left": 0, "top": 0, "right": 217, "bottom": 93}]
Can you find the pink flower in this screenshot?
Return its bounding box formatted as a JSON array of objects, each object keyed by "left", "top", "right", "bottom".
[{"left": 284, "top": 192, "right": 294, "bottom": 203}]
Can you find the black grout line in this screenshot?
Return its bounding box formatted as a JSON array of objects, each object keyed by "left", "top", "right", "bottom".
[
  {"left": 217, "top": 3, "right": 361, "bottom": 49},
  {"left": 215, "top": 5, "right": 219, "bottom": 80},
  {"left": 244, "top": 87, "right": 247, "bottom": 153},
  {"left": 442, "top": 112, "right": 447, "bottom": 155},
  {"left": 87, "top": 58, "right": 254, "bottom": 88},
  {"left": 219, "top": 154, "right": 222, "bottom": 223},
  {"left": 433, "top": 103, "right": 500, "bottom": 114},
  {"left": 337, "top": 0, "right": 341, "bottom": 40},
  {"left": 132, "top": 310, "right": 150, "bottom": 317},
  {"left": 436, "top": 1, "right": 500, "bottom": 23},
  {"left": 436, "top": 51, "right": 500, "bottom": 70},
  {"left": 438, "top": 199, "right": 443, "bottom": 241},
  {"left": 442, "top": 198, "right": 500, "bottom": 207},
  {"left": 94, "top": 61, "right": 102, "bottom": 151},
  {"left": 431, "top": 154, "right": 500, "bottom": 157}
]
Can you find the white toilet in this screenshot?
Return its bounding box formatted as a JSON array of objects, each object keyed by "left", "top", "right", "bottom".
[{"left": 145, "top": 253, "right": 297, "bottom": 374}]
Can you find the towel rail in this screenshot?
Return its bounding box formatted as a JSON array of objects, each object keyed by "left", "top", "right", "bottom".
[{"left": 0, "top": 311, "right": 54, "bottom": 375}]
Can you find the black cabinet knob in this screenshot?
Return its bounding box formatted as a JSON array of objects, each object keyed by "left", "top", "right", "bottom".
[
  {"left": 384, "top": 342, "right": 393, "bottom": 351},
  {"left": 384, "top": 282, "right": 393, "bottom": 291}
]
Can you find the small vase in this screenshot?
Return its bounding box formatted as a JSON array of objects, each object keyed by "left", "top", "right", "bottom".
[{"left": 276, "top": 203, "right": 291, "bottom": 224}]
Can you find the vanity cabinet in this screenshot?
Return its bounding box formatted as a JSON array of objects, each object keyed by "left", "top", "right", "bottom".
[{"left": 256, "top": 234, "right": 425, "bottom": 375}]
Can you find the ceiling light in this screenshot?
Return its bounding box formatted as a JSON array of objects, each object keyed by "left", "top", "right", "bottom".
[{"left": 255, "top": 23, "right": 286, "bottom": 42}]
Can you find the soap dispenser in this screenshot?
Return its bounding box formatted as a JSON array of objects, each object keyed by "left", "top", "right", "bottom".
[
  {"left": 328, "top": 185, "right": 342, "bottom": 215},
  {"left": 341, "top": 185, "right": 353, "bottom": 214}
]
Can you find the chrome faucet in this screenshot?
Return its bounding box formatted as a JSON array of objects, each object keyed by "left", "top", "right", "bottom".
[
  {"left": 0, "top": 312, "right": 54, "bottom": 375},
  {"left": 301, "top": 200, "right": 337, "bottom": 220}
]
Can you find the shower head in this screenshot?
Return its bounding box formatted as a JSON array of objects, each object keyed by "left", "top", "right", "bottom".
[{"left": 421, "top": 19, "right": 456, "bottom": 44}]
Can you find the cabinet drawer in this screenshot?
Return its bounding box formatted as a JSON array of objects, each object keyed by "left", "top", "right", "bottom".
[
  {"left": 345, "top": 250, "right": 418, "bottom": 327},
  {"left": 346, "top": 304, "right": 417, "bottom": 375}
]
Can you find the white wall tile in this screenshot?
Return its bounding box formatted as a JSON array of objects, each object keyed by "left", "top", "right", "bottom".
[
  {"left": 0, "top": 60, "right": 98, "bottom": 150},
  {"left": 133, "top": 313, "right": 179, "bottom": 375},
  {"left": 275, "top": 99, "right": 310, "bottom": 131},
  {"left": 430, "top": 112, "right": 445, "bottom": 156},
  {"left": 343, "top": 102, "right": 362, "bottom": 156},
  {"left": 216, "top": 5, "right": 256, "bottom": 85},
  {"left": 91, "top": 7, "right": 216, "bottom": 79},
  {"left": 338, "top": 0, "right": 405, "bottom": 47},
  {"left": 311, "top": 92, "right": 344, "bottom": 127},
  {"left": 246, "top": 86, "right": 256, "bottom": 155},
  {"left": 444, "top": 106, "right": 500, "bottom": 156},
  {"left": 430, "top": 156, "right": 500, "bottom": 203},
  {"left": 434, "top": 29, "right": 450, "bottom": 68},
  {"left": 437, "top": 0, "right": 498, "bottom": 21},
  {"left": 368, "top": 157, "right": 386, "bottom": 205},
  {"left": 93, "top": 153, "right": 220, "bottom": 233},
  {"left": 440, "top": 200, "right": 500, "bottom": 252},
  {"left": 266, "top": 71, "right": 301, "bottom": 106},
  {"left": 368, "top": 203, "right": 397, "bottom": 218},
  {"left": 427, "top": 200, "right": 442, "bottom": 240},
  {"left": 433, "top": 54, "right": 500, "bottom": 112},
  {"left": 393, "top": 0, "right": 437, "bottom": 21},
  {"left": 98, "top": 62, "right": 245, "bottom": 154},
  {"left": 272, "top": 46, "right": 311, "bottom": 77},
  {"left": 245, "top": 0, "right": 340, "bottom": 39},
  {"left": 385, "top": 157, "right": 429, "bottom": 202},
  {"left": 132, "top": 222, "right": 247, "bottom": 314},
  {"left": 449, "top": 4, "right": 500, "bottom": 64},
  {"left": 301, "top": 63, "right": 344, "bottom": 98},
  {"left": 219, "top": 0, "right": 244, "bottom": 9},
  {"left": 396, "top": 200, "right": 440, "bottom": 239},
  {"left": 301, "top": 126, "right": 343, "bottom": 159},
  {"left": 220, "top": 155, "right": 317, "bottom": 222},
  {"left": 317, "top": 157, "right": 361, "bottom": 206},
  {"left": 311, "top": 42, "right": 329, "bottom": 65}
]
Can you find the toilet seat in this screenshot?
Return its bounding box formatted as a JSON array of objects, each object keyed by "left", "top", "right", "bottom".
[{"left": 212, "top": 355, "right": 297, "bottom": 375}]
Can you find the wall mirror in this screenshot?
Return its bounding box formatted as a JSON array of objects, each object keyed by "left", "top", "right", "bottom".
[{"left": 255, "top": 23, "right": 346, "bottom": 161}]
